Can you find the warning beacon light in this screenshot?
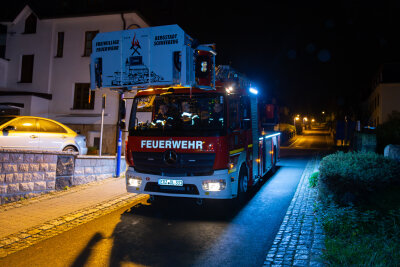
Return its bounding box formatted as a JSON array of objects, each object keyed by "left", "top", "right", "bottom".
[{"left": 249, "top": 87, "right": 258, "bottom": 95}]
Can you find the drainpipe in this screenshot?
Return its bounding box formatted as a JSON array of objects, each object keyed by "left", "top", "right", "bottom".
[{"left": 121, "top": 13, "right": 126, "bottom": 30}]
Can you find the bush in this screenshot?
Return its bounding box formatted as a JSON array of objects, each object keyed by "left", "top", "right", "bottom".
[
  {"left": 376, "top": 111, "right": 400, "bottom": 153},
  {"left": 308, "top": 171, "right": 319, "bottom": 188},
  {"left": 318, "top": 151, "right": 400, "bottom": 208}
]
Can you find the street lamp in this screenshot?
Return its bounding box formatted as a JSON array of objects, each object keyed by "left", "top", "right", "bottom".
[{"left": 294, "top": 116, "right": 300, "bottom": 126}]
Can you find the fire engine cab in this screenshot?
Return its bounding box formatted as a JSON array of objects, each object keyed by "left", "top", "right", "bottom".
[{"left": 90, "top": 25, "right": 280, "bottom": 202}]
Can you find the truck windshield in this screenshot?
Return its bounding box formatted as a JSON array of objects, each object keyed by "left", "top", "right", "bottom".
[{"left": 129, "top": 93, "right": 225, "bottom": 136}]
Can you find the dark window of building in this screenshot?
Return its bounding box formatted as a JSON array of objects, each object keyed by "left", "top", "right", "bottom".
[
  {"left": 83, "top": 31, "right": 98, "bottom": 57},
  {"left": 20, "top": 55, "right": 34, "bottom": 83},
  {"left": 24, "top": 13, "right": 37, "bottom": 34},
  {"left": 38, "top": 119, "right": 67, "bottom": 133},
  {"left": 0, "top": 24, "right": 6, "bottom": 58},
  {"left": 93, "top": 137, "right": 100, "bottom": 149},
  {"left": 56, "top": 32, "right": 64, "bottom": 57},
  {"left": 73, "top": 83, "right": 95, "bottom": 110}
]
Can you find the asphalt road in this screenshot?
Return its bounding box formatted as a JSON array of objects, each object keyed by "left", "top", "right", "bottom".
[{"left": 1, "top": 126, "right": 332, "bottom": 267}]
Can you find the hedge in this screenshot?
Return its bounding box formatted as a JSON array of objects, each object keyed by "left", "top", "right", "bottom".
[{"left": 318, "top": 151, "right": 400, "bottom": 208}]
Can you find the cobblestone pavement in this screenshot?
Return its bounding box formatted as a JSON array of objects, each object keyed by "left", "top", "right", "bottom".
[
  {"left": 264, "top": 156, "right": 325, "bottom": 267},
  {"left": 0, "top": 178, "right": 148, "bottom": 258}
]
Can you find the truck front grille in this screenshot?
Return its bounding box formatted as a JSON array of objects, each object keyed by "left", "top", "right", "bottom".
[{"left": 144, "top": 182, "right": 199, "bottom": 195}]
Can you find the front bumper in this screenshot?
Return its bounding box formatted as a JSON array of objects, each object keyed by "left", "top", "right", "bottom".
[
  {"left": 80, "top": 147, "right": 88, "bottom": 155},
  {"left": 126, "top": 167, "right": 234, "bottom": 199}
]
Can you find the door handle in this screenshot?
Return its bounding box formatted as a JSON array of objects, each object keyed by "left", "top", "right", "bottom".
[{"left": 30, "top": 135, "right": 38, "bottom": 139}]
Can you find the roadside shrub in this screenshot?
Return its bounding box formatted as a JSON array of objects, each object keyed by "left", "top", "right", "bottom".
[
  {"left": 318, "top": 151, "right": 400, "bottom": 208},
  {"left": 308, "top": 171, "right": 319, "bottom": 188}
]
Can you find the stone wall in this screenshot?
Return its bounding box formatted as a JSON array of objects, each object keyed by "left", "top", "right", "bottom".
[
  {"left": 0, "top": 150, "right": 58, "bottom": 204},
  {"left": 73, "top": 156, "right": 126, "bottom": 185},
  {"left": 1, "top": 150, "right": 127, "bottom": 205}
]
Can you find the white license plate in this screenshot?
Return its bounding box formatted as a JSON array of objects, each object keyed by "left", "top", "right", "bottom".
[{"left": 158, "top": 179, "right": 184, "bottom": 187}]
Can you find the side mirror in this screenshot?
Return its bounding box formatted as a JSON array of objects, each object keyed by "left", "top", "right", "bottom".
[{"left": 3, "top": 125, "right": 16, "bottom": 132}]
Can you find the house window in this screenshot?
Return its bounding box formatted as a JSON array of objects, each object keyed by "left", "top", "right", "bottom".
[
  {"left": 56, "top": 32, "right": 64, "bottom": 57},
  {"left": 20, "top": 55, "right": 34, "bottom": 83},
  {"left": 83, "top": 31, "right": 98, "bottom": 57},
  {"left": 0, "top": 24, "right": 6, "bottom": 58},
  {"left": 24, "top": 13, "right": 37, "bottom": 34},
  {"left": 73, "top": 83, "right": 95, "bottom": 110}
]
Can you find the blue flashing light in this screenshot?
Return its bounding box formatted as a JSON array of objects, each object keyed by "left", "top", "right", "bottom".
[
  {"left": 249, "top": 87, "right": 258, "bottom": 95},
  {"left": 264, "top": 132, "right": 281, "bottom": 139}
]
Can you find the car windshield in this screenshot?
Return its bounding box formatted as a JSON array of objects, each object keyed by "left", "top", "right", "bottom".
[
  {"left": 0, "top": 116, "right": 15, "bottom": 126},
  {"left": 129, "top": 93, "right": 225, "bottom": 137}
]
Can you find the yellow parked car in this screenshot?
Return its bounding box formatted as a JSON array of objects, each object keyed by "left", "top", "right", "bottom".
[{"left": 0, "top": 116, "right": 87, "bottom": 154}]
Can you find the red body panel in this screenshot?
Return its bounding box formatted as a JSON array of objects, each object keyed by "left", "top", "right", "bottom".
[{"left": 127, "top": 136, "right": 228, "bottom": 170}]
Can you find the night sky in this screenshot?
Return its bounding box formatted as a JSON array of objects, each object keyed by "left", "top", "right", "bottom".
[{"left": 2, "top": 0, "right": 400, "bottom": 117}]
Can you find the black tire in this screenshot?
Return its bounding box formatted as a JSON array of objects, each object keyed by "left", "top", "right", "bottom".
[
  {"left": 63, "top": 145, "right": 78, "bottom": 153},
  {"left": 236, "top": 165, "right": 249, "bottom": 204}
]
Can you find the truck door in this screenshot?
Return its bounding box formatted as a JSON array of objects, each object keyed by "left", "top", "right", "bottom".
[
  {"left": 239, "top": 96, "right": 252, "bottom": 176},
  {"left": 228, "top": 96, "right": 241, "bottom": 152}
]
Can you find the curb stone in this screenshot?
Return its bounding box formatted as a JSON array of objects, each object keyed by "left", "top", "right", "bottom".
[
  {"left": 263, "top": 156, "right": 325, "bottom": 267},
  {"left": 0, "top": 193, "right": 148, "bottom": 258}
]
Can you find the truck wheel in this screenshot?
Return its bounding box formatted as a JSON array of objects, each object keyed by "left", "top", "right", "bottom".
[{"left": 237, "top": 166, "right": 249, "bottom": 203}]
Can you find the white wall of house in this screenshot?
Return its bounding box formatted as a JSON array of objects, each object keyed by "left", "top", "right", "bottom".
[
  {"left": 3, "top": 8, "right": 53, "bottom": 95},
  {"left": 0, "top": 95, "right": 49, "bottom": 116},
  {"left": 49, "top": 13, "right": 145, "bottom": 125},
  {"left": 369, "top": 86, "right": 382, "bottom": 126},
  {"left": 0, "top": 58, "right": 7, "bottom": 87},
  {"left": 369, "top": 83, "right": 400, "bottom": 126},
  {"left": 380, "top": 83, "right": 400, "bottom": 123},
  {"left": 0, "top": 6, "right": 147, "bottom": 153}
]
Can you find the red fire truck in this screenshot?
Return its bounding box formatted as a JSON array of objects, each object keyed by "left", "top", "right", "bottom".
[
  {"left": 90, "top": 25, "right": 280, "bottom": 202},
  {"left": 124, "top": 66, "right": 280, "bottom": 202}
]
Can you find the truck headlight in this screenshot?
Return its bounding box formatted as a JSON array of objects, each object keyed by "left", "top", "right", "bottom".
[
  {"left": 127, "top": 176, "right": 142, "bottom": 187},
  {"left": 202, "top": 179, "right": 226, "bottom": 192}
]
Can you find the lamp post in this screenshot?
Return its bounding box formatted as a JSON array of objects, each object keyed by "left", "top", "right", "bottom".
[{"left": 294, "top": 116, "right": 300, "bottom": 134}]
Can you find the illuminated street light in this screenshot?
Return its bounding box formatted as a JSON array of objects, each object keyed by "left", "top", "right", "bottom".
[
  {"left": 322, "top": 111, "right": 325, "bottom": 114},
  {"left": 294, "top": 116, "right": 300, "bottom": 126},
  {"left": 312, "top": 119, "right": 315, "bottom": 122}
]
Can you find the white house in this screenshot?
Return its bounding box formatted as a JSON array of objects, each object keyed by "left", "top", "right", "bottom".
[
  {"left": 369, "top": 63, "right": 400, "bottom": 126},
  {"left": 0, "top": 5, "right": 149, "bottom": 154}
]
